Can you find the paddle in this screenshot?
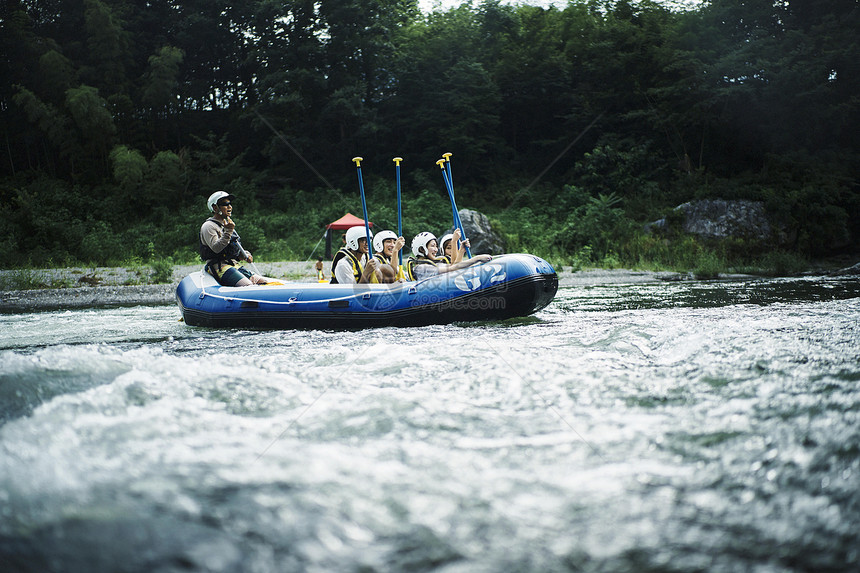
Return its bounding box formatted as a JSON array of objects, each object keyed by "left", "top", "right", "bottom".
[
  {"left": 441, "top": 153, "right": 471, "bottom": 258},
  {"left": 436, "top": 157, "right": 472, "bottom": 259},
  {"left": 442, "top": 152, "right": 453, "bottom": 190},
  {"left": 393, "top": 157, "right": 404, "bottom": 267},
  {"left": 352, "top": 157, "right": 374, "bottom": 255},
  {"left": 442, "top": 153, "right": 462, "bottom": 234}
]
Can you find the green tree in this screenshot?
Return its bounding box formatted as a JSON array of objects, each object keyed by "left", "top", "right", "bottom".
[
  {"left": 37, "top": 50, "right": 76, "bottom": 104},
  {"left": 110, "top": 145, "right": 146, "bottom": 191},
  {"left": 65, "top": 85, "right": 117, "bottom": 174},
  {"left": 141, "top": 46, "right": 184, "bottom": 113},
  {"left": 12, "top": 86, "right": 76, "bottom": 175},
  {"left": 486, "top": 3, "right": 575, "bottom": 167},
  {"left": 81, "top": 0, "right": 130, "bottom": 96},
  {"left": 1, "top": 0, "right": 857, "bottom": 266},
  {"left": 385, "top": 3, "right": 502, "bottom": 174}
]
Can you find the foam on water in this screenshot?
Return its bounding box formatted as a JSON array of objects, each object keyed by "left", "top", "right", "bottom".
[{"left": 1, "top": 277, "right": 859, "bottom": 571}]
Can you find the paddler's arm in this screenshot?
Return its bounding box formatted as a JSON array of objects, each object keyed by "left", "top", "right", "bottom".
[
  {"left": 437, "top": 254, "right": 492, "bottom": 274},
  {"left": 223, "top": 216, "right": 252, "bottom": 262},
  {"left": 450, "top": 229, "right": 465, "bottom": 264},
  {"left": 201, "top": 220, "right": 232, "bottom": 254},
  {"left": 358, "top": 258, "right": 379, "bottom": 283},
  {"left": 391, "top": 236, "right": 406, "bottom": 280},
  {"left": 455, "top": 238, "right": 470, "bottom": 264}
]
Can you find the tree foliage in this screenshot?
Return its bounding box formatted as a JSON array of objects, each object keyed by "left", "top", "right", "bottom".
[{"left": 0, "top": 0, "right": 857, "bottom": 267}]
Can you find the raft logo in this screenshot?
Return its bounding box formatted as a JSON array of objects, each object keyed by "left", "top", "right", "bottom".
[
  {"left": 453, "top": 263, "right": 507, "bottom": 292},
  {"left": 348, "top": 263, "right": 510, "bottom": 313}
]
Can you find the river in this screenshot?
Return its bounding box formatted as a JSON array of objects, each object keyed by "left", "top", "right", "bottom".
[{"left": 1, "top": 276, "right": 859, "bottom": 572}]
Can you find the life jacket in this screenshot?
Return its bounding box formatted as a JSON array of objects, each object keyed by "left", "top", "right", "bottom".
[
  {"left": 436, "top": 254, "right": 452, "bottom": 264},
  {"left": 199, "top": 217, "right": 244, "bottom": 263},
  {"left": 406, "top": 257, "right": 438, "bottom": 281},
  {"left": 375, "top": 252, "right": 407, "bottom": 281},
  {"left": 375, "top": 252, "right": 397, "bottom": 266},
  {"left": 330, "top": 247, "right": 363, "bottom": 284}
]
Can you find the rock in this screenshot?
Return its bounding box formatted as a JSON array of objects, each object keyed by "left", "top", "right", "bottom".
[
  {"left": 0, "top": 285, "right": 174, "bottom": 313},
  {"left": 646, "top": 199, "right": 792, "bottom": 246},
  {"left": 643, "top": 218, "right": 667, "bottom": 233},
  {"left": 447, "top": 209, "right": 506, "bottom": 255},
  {"left": 677, "top": 199, "right": 772, "bottom": 241}
]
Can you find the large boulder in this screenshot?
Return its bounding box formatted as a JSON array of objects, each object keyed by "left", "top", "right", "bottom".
[
  {"left": 446, "top": 209, "right": 506, "bottom": 255},
  {"left": 647, "top": 199, "right": 791, "bottom": 245},
  {"left": 677, "top": 199, "right": 772, "bottom": 241}
]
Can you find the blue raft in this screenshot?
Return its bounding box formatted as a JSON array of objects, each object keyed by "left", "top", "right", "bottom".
[{"left": 176, "top": 253, "right": 558, "bottom": 329}]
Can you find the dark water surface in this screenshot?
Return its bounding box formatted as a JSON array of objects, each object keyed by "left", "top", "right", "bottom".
[{"left": 1, "top": 276, "right": 859, "bottom": 572}]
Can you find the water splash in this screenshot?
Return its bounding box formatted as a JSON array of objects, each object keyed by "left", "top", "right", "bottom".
[{"left": 1, "top": 278, "right": 859, "bottom": 571}]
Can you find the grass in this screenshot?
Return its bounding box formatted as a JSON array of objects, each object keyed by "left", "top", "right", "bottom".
[
  {"left": 0, "top": 269, "right": 50, "bottom": 290},
  {"left": 730, "top": 251, "right": 810, "bottom": 277},
  {"left": 0, "top": 268, "right": 76, "bottom": 290},
  {"left": 692, "top": 251, "right": 725, "bottom": 279},
  {"left": 0, "top": 242, "right": 824, "bottom": 292}
]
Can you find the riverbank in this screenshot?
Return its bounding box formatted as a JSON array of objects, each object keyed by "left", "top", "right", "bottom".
[
  {"left": 0, "top": 261, "right": 314, "bottom": 313},
  {"left": 2, "top": 259, "right": 856, "bottom": 313}
]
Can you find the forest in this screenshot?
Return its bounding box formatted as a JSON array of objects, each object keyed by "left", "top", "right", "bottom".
[{"left": 1, "top": 0, "right": 858, "bottom": 275}]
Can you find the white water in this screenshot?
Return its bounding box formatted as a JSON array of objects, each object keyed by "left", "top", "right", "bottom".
[{"left": 1, "top": 277, "right": 859, "bottom": 572}]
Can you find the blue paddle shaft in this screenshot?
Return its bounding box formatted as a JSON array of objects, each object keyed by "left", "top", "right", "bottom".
[
  {"left": 440, "top": 167, "right": 472, "bottom": 258},
  {"left": 395, "top": 161, "right": 403, "bottom": 265},
  {"left": 355, "top": 163, "right": 373, "bottom": 255}
]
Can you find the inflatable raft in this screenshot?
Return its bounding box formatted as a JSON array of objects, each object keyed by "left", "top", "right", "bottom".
[{"left": 176, "top": 254, "right": 558, "bottom": 329}]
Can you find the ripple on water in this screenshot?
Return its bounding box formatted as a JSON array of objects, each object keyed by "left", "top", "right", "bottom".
[{"left": 0, "top": 278, "right": 859, "bottom": 571}]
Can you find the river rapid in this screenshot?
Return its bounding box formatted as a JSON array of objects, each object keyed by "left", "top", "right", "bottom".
[{"left": 1, "top": 276, "right": 859, "bottom": 572}]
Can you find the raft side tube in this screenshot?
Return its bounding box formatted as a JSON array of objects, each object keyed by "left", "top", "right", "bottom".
[{"left": 176, "top": 254, "right": 558, "bottom": 329}]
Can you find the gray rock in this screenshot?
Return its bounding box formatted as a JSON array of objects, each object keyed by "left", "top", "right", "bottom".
[
  {"left": 677, "top": 199, "right": 772, "bottom": 241},
  {"left": 646, "top": 199, "right": 793, "bottom": 247},
  {"left": 447, "top": 209, "right": 506, "bottom": 255},
  {"left": 0, "top": 284, "right": 175, "bottom": 313},
  {"left": 643, "top": 218, "right": 667, "bottom": 233}
]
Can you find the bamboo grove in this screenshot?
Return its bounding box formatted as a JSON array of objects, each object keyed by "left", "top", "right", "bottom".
[{"left": 1, "top": 0, "right": 857, "bottom": 270}]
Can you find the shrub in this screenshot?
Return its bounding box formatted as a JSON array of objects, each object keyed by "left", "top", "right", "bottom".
[
  {"left": 150, "top": 257, "right": 175, "bottom": 283},
  {"left": 79, "top": 221, "right": 117, "bottom": 264},
  {"left": 569, "top": 246, "right": 594, "bottom": 271},
  {"left": 758, "top": 250, "right": 808, "bottom": 277},
  {"left": 692, "top": 251, "right": 724, "bottom": 279}
]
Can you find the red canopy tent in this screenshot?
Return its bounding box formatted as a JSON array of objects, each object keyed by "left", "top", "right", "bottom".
[
  {"left": 326, "top": 213, "right": 373, "bottom": 231},
  {"left": 324, "top": 213, "right": 373, "bottom": 258}
]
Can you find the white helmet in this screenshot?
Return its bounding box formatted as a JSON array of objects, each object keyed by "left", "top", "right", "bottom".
[
  {"left": 345, "top": 226, "right": 372, "bottom": 251},
  {"left": 438, "top": 233, "right": 454, "bottom": 253},
  {"left": 411, "top": 232, "right": 437, "bottom": 257},
  {"left": 373, "top": 230, "right": 398, "bottom": 252},
  {"left": 207, "top": 190, "right": 234, "bottom": 213}
]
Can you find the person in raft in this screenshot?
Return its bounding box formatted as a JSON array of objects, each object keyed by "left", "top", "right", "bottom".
[
  {"left": 437, "top": 232, "right": 470, "bottom": 265},
  {"left": 372, "top": 230, "right": 407, "bottom": 282},
  {"left": 330, "top": 226, "right": 383, "bottom": 284},
  {"left": 406, "top": 229, "right": 491, "bottom": 281},
  {"left": 199, "top": 191, "right": 272, "bottom": 286}
]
